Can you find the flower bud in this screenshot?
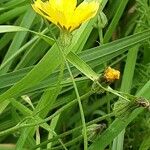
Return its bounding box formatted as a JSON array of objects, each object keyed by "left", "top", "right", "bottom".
[{"left": 104, "top": 67, "right": 120, "bottom": 83}]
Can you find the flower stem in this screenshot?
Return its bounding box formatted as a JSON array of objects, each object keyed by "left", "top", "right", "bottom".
[
  {"left": 64, "top": 60, "right": 88, "bottom": 150},
  {"left": 41, "top": 19, "right": 87, "bottom": 149},
  {"left": 32, "top": 113, "right": 114, "bottom": 149},
  {"left": 57, "top": 36, "right": 88, "bottom": 150}
]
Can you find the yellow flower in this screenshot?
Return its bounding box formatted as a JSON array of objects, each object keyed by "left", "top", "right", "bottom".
[
  {"left": 104, "top": 67, "right": 120, "bottom": 82},
  {"left": 32, "top": 0, "right": 99, "bottom": 32}
]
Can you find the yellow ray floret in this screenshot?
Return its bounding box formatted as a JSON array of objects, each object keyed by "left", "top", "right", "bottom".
[{"left": 32, "top": 0, "right": 99, "bottom": 32}]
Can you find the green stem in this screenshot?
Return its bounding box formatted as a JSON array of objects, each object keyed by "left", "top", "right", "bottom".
[
  {"left": 32, "top": 113, "right": 114, "bottom": 149},
  {"left": 106, "top": 93, "right": 111, "bottom": 125},
  {"left": 36, "top": 127, "right": 40, "bottom": 150},
  {"left": 96, "top": 82, "right": 131, "bottom": 101},
  {"left": 0, "top": 79, "right": 136, "bottom": 138},
  {"left": 57, "top": 34, "right": 88, "bottom": 149},
  {"left": 0, "top": 91, "right": 93, "bottom": 137},
  {"left": 64, "top": 60, "right": 88, "bottom": 150},
  {"left": 45, "top": 19, "right": 87, "bottom": 149},
  {"left": 50, "top": 135, "right": 83, "bottom": 150}
]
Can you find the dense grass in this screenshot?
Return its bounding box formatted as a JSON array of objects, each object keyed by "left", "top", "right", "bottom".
[{"left": 0, "top": 0, "right": 150, "bottom": 150}]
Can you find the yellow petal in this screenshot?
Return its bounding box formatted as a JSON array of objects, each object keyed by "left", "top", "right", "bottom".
[
  {"left": 49, "top": 0, "right": 77, "bottom": 30},
  {"left": 32, "top": 0, "right": 99, "bottom": 32},
  {"left": 32, "top": 0, "right": 59, "bottom": 26},
  {"left": 72, "top": 1, "right": 99, "bottom": 30},
  {"left": 75, "top": 1, "right": 99, "bottom": 22},
  {"left": 49, "top": 0, "right": 76, "bottom": 11}
]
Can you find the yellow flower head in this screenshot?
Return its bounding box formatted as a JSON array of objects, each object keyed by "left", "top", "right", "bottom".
[
  {"left": 32, "top": 0, "right": 99, "bottom": 32},
  {"left": 104, "top": 67, "right": 120, "bottom": 82}
]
